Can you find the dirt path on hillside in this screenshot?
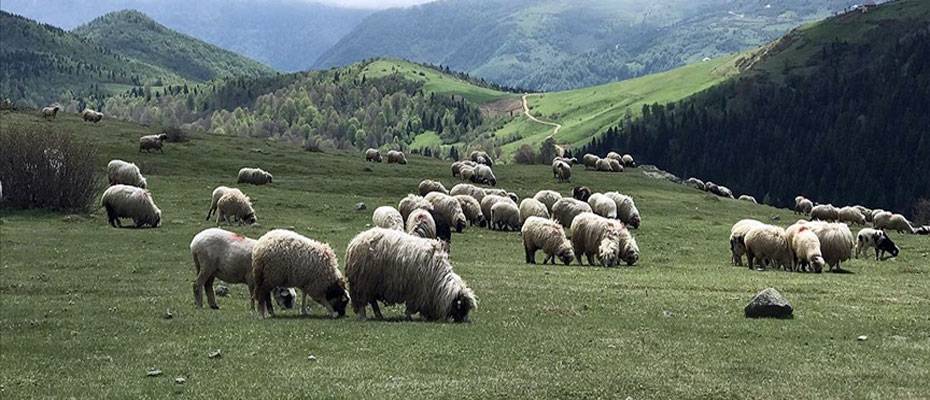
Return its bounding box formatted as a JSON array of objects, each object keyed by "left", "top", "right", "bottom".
[{"left": 522, "top": 93, "right": 561, "bottom": 136}]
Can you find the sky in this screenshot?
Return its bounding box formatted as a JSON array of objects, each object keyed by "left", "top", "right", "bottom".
[{"left": 313, "top": 0, "right": 437, "bottom": 9}]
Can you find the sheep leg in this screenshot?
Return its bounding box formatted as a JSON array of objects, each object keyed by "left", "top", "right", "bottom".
[
  {"left": 525, "top": 247, "right": 535, "bottom": 264},
  {"left": 875, "top": 248, "right": 880, "bottom": 261},
  {"left": 354, "top": 303, "right": 368, "bottom": 321},
  {"left": 746, "top": 252, "right": 755, "bottom": 270},
  {"left": 300, "top": 292, "right": 310, "bottom": 316},
  {"left": 193, "top": 280, "right": 205, "bottom": 309},
  {"left": 370, "top": 301, "right": 384, "bottom": 320},
  {"left": 205, "top": 276, "right": 219, "bottom": 309},
  {"left": 544, "top": 254, "right": 554, "bottom": 265},
  {"left": 587, "top": 253, "right": 596, "bottom": 266}
]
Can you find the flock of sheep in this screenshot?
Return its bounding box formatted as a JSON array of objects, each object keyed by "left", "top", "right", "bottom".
[{"left": 40, "top": 105, "right": 104, "bottom": 123}]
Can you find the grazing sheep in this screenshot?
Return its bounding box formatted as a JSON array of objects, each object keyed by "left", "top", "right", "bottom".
[
  {"left": 190, "top": 228, "right": 258, "bottom": 310},
  {"left": 522, "top": 217, "right": 574, "bottom": 265},
  {"left": 811, "top": 204, "right": 839, "bottom": 221},
  {"left": 738, "top": 195, "right": 758, "bottom": 204},
  {"left": 100, "top": 184, "right": 161, "bottom": 228},
  {"left": 604, "top": 192, "right": 641, "bottom": 229},
  {"left": 81, "top": 109, "right": 103, "bottom": 123},
  {"left": 450, "top": 183, "right": 485, "bottom": 202},
  {"left": 570, "top": 212, "right": 639, "bottom": 266},
  {"left": 551, "top": 198, "right": 593, "bottom": 231},
  {"left": 572, "top": 186, "right": 592, "bottom": 202},
  {"left": 483, "top": 188, "right": 514, "bottom": 201},
  {"left": 473, "top": 164, "right": 497, "bottom": 186},
  {"left": 519, "top": 198, "right": 549, "bottom": 225},
  {"left": 459, "top": 165, "right": 477, "bottom": 182},
  {"left": 470, "top": 150, "right": 493, "bottom": 166},
  {"left": 365, "top": 148, "right": 382, "bottom": 162},
  {"left": 854, "top": 206, "right": 873, "bottom": 221},
  {"left": 398, "top": 194, "right": 434, "bottom": 222},
  {"left": 797, "top": 198, "right": 814, "bottom": 215},
  {"left": 418, "top": 179, "right": 449, "bottom": 196},
  {"left": 553, "top": 156, "right": 578, "bottom": 166},
  {"left": 808, "top": 222, "right": 855, "bottom": 271},
  {"left": 107, "top": 159, "right": 147, "bottom": 189},
  {"left": 386, "top": 150, "right": 408, "bottom": 164},
  {"left": 480, "top": 195, "right": 516, "bottom": 227},
  {"left": 251, "top": 229, "right": 349, "bottom": 319},
  {"left": 608, "top": 158, "right": 624, "bottom": 172},
  {"left": 716, "top": 185, "right": 734, "bottom": 199},
  {"left": 606, "top": 152, "right": 622, "bottom": 162},
  {"left": 490, "top": 201, "right": 521, "bottom": 231},
  {"left": 838, "top": 206, "right": 866, "bottom": 225},
  {"left": 621, "top": 154, "right": 635, "bottom": 167},
  {"left": 791, "top": 227, "right": 826, "bottom": 273},
  {"left": 451, "top": 160, "right": 476, "bottom": 177},
  {"left": 856, "top": 228, "right": 899, "bottom": 260},
  {"left": 582, "top": 154, "right": 600, "bottom": 170},
  {"left": 874, "top": 213, "right": 916, "bottom": 234},
  {"left": 425, "top": 192, "right": 468, "bottom": 233},
  {"left": 372, "top": 206, "right": 404, "bottom": 231},
  {"left": 684, "top": 178, "right": 706, "bottom": 191},
  {"left": 454, "top": 195, "right": 486, "bottom": 227},
  {"left": 406, "top": 208, "right": 437, "bottom": 239},
  {"left": 533, "top": 190, "right": 562, "bottom": 214},
  {"left": 344, "top": 228, "right": 476, "bottom": 322},
  {"left": 237, "top": 167, "right": 273, "bottom": 185},
  {"left": 705, "top": 181, "right": 719, "bottom": 194},
  {"left": 730, "top": 219, "right": 765, "bottom": 266},
  {"left": 41, "top": 106, "right": 60, "bottom": 120},
  {"left": 595, "top": 158, "right": 613, "bottom": 172},
  {"left": 914, "top": 225, "right": 930, "bottom": 235},
  {"left": 215, "top": 190, "right": 257, "bottom": 225},
  {"left": 205, "top": 186, "right": 240, "bottom": 221},
  {"left": 587, "top": 193, "right": 617, "bottom": 219},
  {"left": 553, "top": 160, "right": 572, "bottom": 183},
  {"left": 139, "top": 134, "right": 169, "bottom": 153},
  {"left": 743, "top": 224, "right": 792, "bottom": 270}
]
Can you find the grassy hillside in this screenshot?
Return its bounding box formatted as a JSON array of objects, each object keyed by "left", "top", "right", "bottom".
[
  {"left": 361, "top": 59, "right": 516, "bottom": 105},
  {"left": 1, "top": 110, "right": 928, "bottom": 398}
]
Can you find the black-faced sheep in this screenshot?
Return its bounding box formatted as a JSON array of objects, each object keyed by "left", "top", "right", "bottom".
[
  {"left": 551, "top": 198, "right": 593, "bottom": 230},
  {"left": 215, "top": 190, "right": 257, "bottom": 225},
  {"left": 454, "top": 194, "right": 486, "bottom": 227},
  {"left": 856, "top": 228, "right": 899, "bottom": 260},
  {"left": 139, "top": 134, "right": 169, "bottom": 153},
  {"left": 101, "top": 184, "right": 161, "bottom": 228},
  {"left": 344, "top": 228, "right": 476, "bottom": 322},
  {"left": 522, "top": 216, "right": 574, "bottom": 265},
  {"left": 237, "top": 167, "right": 273, "bottom": 185},
  {"left": 386, "top": 150, "right": 408, "bottom": 164},
  {"left": 418, "top": 179, "right": 449, "bottom": 196},
  {"left": 570, "top": 212, "right": 639, "bottom": 267},
  {"left": 365, "top": 148, "right": 382, "bottom": 162},
  {"left": 730, "top": 219, "right": 765, "bottom": 266},
  {"left": 41, "top": 106, "right": 60, "bottom": 120},
  {"left": 743, "top": 224, "right": 793, "bottom": 270},
  {"left": 572, "top": 186, "right": 591, "bottom": 202},
  {"left": 519, "top": 198, "right": 549, "bottom": 225},
  {"left": 490, "top": 201, "right": 521, "bottom": 231},
  {"left": 107, "top": 159, "right": 147, "bottom": 188},
  {"left": 372, "top": 206, "right": 404, "bottom": 231},
  {"left": 533, "top": 190, "right": 562, "bottom": 214}
]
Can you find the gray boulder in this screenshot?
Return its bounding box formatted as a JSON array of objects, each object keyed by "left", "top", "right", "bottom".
[{"left": 745, "top": 288, "right": 793, "bottom": 319}]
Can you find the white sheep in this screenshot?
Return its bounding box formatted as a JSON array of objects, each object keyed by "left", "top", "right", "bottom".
[
  {"left": 807, "top": 222, "right": 855, "bottom": 271},
  {"left": 473, "top": 164, "right": 497, "bottom": 186},
  {"left": 521, "top": 216, "right": 574, "bottom": 265},
  {"left": 237, "top": 167, "right": 273, "bottom": 185},
  {"left": 729, "top": 219, "right": 765, "bottom": 266},
  {"left": 451, "top": 160, "right": 476, "bottom": 177},
  {"left": 595, "top": 158, "right": 613, "bottom": 172},
  {"left": 459, "top": 165, "right": 476, "bottom": 182},
  {"left": 483, "top": 188, "right": 516, "bottom": 202},
  {"left": 604, "top": 192, "right": 641, "bottom": 229},
  {"left": 191, "top": 228, "right": 259, "bottom": 310},
  {"left": 791, "top": 227, "right": 825, "bottom": 273},
  {"left": 587, "top": 193, "right": 618, "bottom": 219},
  {"left": 470, "top": 150, "right": 493, "bottom": 166},
  {"left": 365, "top": 148, "right": 382, "bottom": 162},
  {"left": 837, "top": 206, "right": 866, "bottom": 225},
  {"left": 608, "top": 158, "right": 624, "bottom": 172},
  {"left": 139, "top": 134, "right": 169, "bottom": 153},
  {"left": 621, "top": 154, "right": 635, "bottom": 167},
  {"left": 519, "top": 198, "right": 549, "bottom": 225},
  {"left": 490, "top": 201, "right": 521, "bottom": 231},
  {"left": 738, "top": 195, "right": 757, "bottom": 204},
  {"left": 215, "top": 190, "right": 257, "bottom": 225},
  {"left": 553, "top": 160, "right": 572, "bottom": 183},
  {"left": 41, "top": 106, "right": 60, "bottom": 120},
  {"left": 570, "top": 212, "right": 639, "bottom": 267},
  {"left": 854, "top": 206, "right": 872, "bottom": 221},
  {"left": 533, "top": 190, "right": 562, "bottom": 214},
  {"left": 582, "top": 154, "right": 600, "bottom": 170},
  {"left": 100, "top": 184, "right": 161, "bottom": 228},
  {"left": 450, "top": 183, "right": 486, "bottom": 202},
  {"left": 797, "top": 198, "right": 814, "bottom": 215},
  {"left": 480, "top": 195, "right": 516, "bottom": 226},
  {"left": 811, "top": 204, "right": 839, "bottom": 221},
  {"left": 743, "top": 224, "right": 793, "bottom": 270},
  {"left": 372, "top": 206, "right": 404, "bottom": 231},
  {"left": 855, "top": 228, "right": 900, "bottom": 260},
  {"left": 716, "top": 185, "right": 734, "bottom": 199},
  {"left": 81, "top": 109, "right": 103, "bottom": 123},
  {"left": 344, "top": 228, "right": 476, "bottom": 322},
  {"left": 251, "top": 229, "right": 349, "bottom": 319},
  {"left": 873, "top": 212, "right": 916, "bottom": 234},
  {"left": 205, "top": 186, "right": 240, "bottom": 221},
  {"left": 386, "top": 150, "right": 408, "bottom": 164},
  {"left": 684, "top": 178, "right": 706, "bottom": 191},
  {"left": 606, "top": 152, "right": 622, "bottom": 162},
  {"left": 454, "top": 195, "right": 486, "bottom": 227},
  {"left": 398, "top": 194, "right": 434, "bottom": 222},
  {"left": 406, "top": 208, "right": 437, "bottom": 239},
  {"left": 107, "top": 159, "right": 147, "bottom": 189},
  {"left": 551, "top": 198, "right": 593, "bottom": 230},
  {"left": 418, "top": 179, "right": 449, "bottom": 196},
  {"left": 425, "top": 192, "right": 468, "bottom": 233}
]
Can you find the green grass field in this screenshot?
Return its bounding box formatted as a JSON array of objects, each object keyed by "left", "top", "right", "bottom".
[
  {"left": 361, "top": 59, "right": 516, "bottom": 105},
  {"left": 1, "top": 111, "right": 928, "bottom": 398}
]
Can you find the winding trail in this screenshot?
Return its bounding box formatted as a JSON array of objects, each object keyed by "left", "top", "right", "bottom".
[{"left": 522, "top": 93, "right": 561, "bottom": 136}]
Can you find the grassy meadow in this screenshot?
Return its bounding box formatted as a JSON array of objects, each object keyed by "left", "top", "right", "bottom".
[{"left": 1, "top": 111, "right": 928, "bottom": 399}]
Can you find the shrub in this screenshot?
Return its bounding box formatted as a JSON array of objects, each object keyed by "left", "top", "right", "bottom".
[
  {"left": 0, "top": 127, "right": 101, "bottom": 210},
  {"left": 163, "top": 126, "right": 189, "bottom": 143},
  {"left": 513, "top": 144, "right": 537, "bottom": 164}
]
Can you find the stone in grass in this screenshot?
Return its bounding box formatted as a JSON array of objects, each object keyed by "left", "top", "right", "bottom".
[
  {"left": 163, "top": 309, "right": 173, "bottom": 320},
  {"left": 208, "top": 349, "right": 222, "bottom": 359},
  {"left": 744, "top": 288, "right": 793, "bottom": 319},
  {"left": 355, "top": 202, "right": 367, "bottom": 211},
  {"left": 307, "top": 354, "right": 317, "bottom": 362}
]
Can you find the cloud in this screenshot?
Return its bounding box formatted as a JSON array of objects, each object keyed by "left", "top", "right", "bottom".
[{"left": 311, "top": 0, "right": 438, "bottom": 9}]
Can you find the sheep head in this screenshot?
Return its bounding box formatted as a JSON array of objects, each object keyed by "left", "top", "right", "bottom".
[
  {"left": 274, "top": 287, "right": 297, "bottom": 309},
  {"left": 324, "top": 281, "right": 350, "bottom": 318},
  {"left": 557, "top": 241, "right": 575, "bottom": 265},
  {"left": 810, "top": 255, "right": 825, "bottom": 273},
  {"left": 449, "top": 287, "right": 476, "bottom": 323}
]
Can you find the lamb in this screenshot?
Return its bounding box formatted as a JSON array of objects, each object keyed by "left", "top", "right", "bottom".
[
  {"left": 874, "top": 212, "right": 916, "bottom": 234},
  {"left": 215, "top": 189, "right": 257, "bottom": 225},
  {"left": 570, "top": 212, "right": 639, "bottom": 266},
  {"left": 449, "top": 183, "right": 486, "bottom": 202},
  {"left": 386, "top": 150, "right": 408, "bottom": 164},
  {"left": 100, "top": 184, "right": 161, "bottom": 228},
  {"left": 418, "top": 179, "right": 449, "bottom": 196},
  {"left": 41, "top": 106, "right": 60, "bottom": 120},
  {"left": 551, "top": 198, "right": 593, "bottom": 230},
  {"left": 425, "top": 192, "right": 468, "bottom": 233},
  {"left": 344, "top": 228, "right": 476, "bottom": 322},
  {"left": 837, "top": 206, "right": 866, "bottom": 225},
  {"left": 621, "top": 154, "right": 635, "bottom": 167},
  {"left": 743, "top": 224, "right": 793, "bottom": 270},
  {"left": 451, "top": 160, "right": 476, "bottom": 177},
  {"left": 519, "top": 198, "right": 549, "bottom": 225},
  {"left": 684, "top": 178, "right": 706, "bottom": 191},
  {"left": 553, "top": 160, "right": 572, "bottom": 183},
  {"left": 398, "top": 194, "right": 434, "bottom": 222},
  {"left": 237, "top": 167, "right": 273, "bottom": 185},
  {"left": 796, "top": 198, "right": 814, "bottom": 215},
  {"left": 81, "top": 109, "right": 103, "bottom": 123},
  {"left": 372, "top": 206, "right": 404, "bottom": 231},
  {"left": 855, "top": 228, "right": 899, "bottom": 260},
  {"left": 365, "top": 148, "right": 382, "bottom": 162},
  {"left": 807, "top": 222, "right": 855, "bottom": 271},
  {"left": 490, "top": 201, "right": 521, "bottom": 231},
  {"left": 205, "top": 186, "right": 239, "bottom": 221},
  {"left": 587, "top": 193, "right": 617, "bottom": 219},
  {"left": 608, "top": 158, "right": 624, "bottom": 172},
  {"left": 480, "top": 195, "right": 516, "bottom": 227},
  {"left": 791, "top": 227, "right": 826, "bottom": 273},
  {"left": 251, "top": 229, "right": 349, "bottom": 319},
  {"left": 406, "top": 208, "right": 437, "bottom": 239},
  {"left": 595, "top": 158, "right": 613, "bottom": 172},
  {"left": 811, "top": 204, "right": 839, "bottom": 221},
  {"left": 729, "top": 219, "right": 765, "bottom": 266},
  {"left": 470, "top": 150, "right": 493, "bottom": 166},
  {"left": 604, "top": 192, "right": 641, "bottom": 229},
  {"left": 533, "top": 190, "right": 562, "bottom": 214},
  {"left": 521, "top": 217, "right": 574, "bottom": 265},
  {"left": 473, "top": 164, "right": 497, "bottom": 186},
  {"left": 139, "top": 134, "right": 169, "bottom": 153},
  {"left": 738, "top": 195, "right": 758, "bottom": 204},
  {"left": 107, "top": 159, "right": 147, "bottom": 188},
  {"left": 190, "top": 228, "right": 259, "bottom": 310},
  {"left": 572, "top": 186, "right": 592, "bottom": 202},
  {"left": 454, "top": 195, "right": 486, "bottom": 227},
  {"left": 582, "top": 154, "right": 600, "bottom": 170}
]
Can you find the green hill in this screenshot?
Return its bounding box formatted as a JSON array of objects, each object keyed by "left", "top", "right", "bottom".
[{"left": 2, "top": 109, "right": 928, "bottom": 398}]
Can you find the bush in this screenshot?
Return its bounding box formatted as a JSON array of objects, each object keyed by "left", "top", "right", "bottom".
[
  {"left": 513, "top": 144, "right": 537, "bottom": 165},
  {"left": 163, "top": 126, "right": 189, "bottom": 143},
  {"left": 0, "top": 127, "right": 101, "bottom": 210}
]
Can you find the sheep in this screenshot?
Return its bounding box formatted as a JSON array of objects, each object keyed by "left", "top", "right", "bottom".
[
  {"left": 372, "top": 206, "right": 404, "bottom": 231},
  {"left": 470, "top": 150, "right": 493, "bottom": 166},
  {"left": 483, "top": 188, "right": 516, "bottom": 202},
  {"left": 604, "top": 192, "right": 641, "bottom": 229},
  {"left": 855, "top": 228, "right": 899, "bottom": 260},
  {"left": 459, "top": 165, "right": 477, "bottom": 182},
  {"left": 451, "top": 160, "right": 476, "bottom": 177},
  {"left": 473, "top": 164, "right": 497, "bottom": 186},
  {"left": 418, "top": 179, "right": 449, "bottom": 196},
  {"left": 807, "top": 222, "right": 855, "bottom": 271},
  {"left": 837, "top": 206, "right": 866, "bottom": 225},
  {"left": 344, "top": 228, "right": 476, "bottom": 322},
  {"left": 796, "top": 198, "right": 814, "bottom": 215},
  {"left": 100, "top": 184, "right": 161, "bottom": 228},
  {"left": 450, "top": 183, "right": 485, "bottom": 202},
  {"left": 570, "top": 212, "right": 639, "bottom": 267},
  {"left": 572, "top": 186, "right": 591, "bottom": 202},
  {"left": 490, "top": 201, "right": 521, "bottom": 231},
  {"left": 791, "top": 227, "right": 826, "bottom": 273},
  {"left": 587, "top": 193, "right": 617, "bottom": 219},
  {"left": 811, "top": 204, "right": 839, "bottom": 221},
  {"left": 874, "top": 212, "right": 916, "bottom": 234},
  {"left": 716, "top": 185, "right": 734, "bottom": 199},
  {"left": 582, "top": 154, "right": 600, "bottom": 170},
  {"left": 521, "top": 217, "right": 574, "bottom": 265},
  {"left": 41, "top": 106, "right": 60, "bottom": 120},
  {"left": 107, "top": 159, "right": 147, "bottom": 188},
  {"left": 608, "top": 158, "right": 624, "bottom": 172},
  {"left": 854, "top": 206, "right": 872, "bottom": 221},
  {"left": 398, "top": 194, "right": 434, "bottom": 222},
  {"left": 519, "top": 198, "right": 549, "bottom": 225},
  {"left": 729, "top": 219, "right": 765, "bottom": 266},
  {"left": 81, "top": 109, "right": 103, "bottom": 123},
  {"left": 595, "top": 158, "right": 613, "bottom": 172},
  {"left": 738, "top": 195, "right": 758, "bottom": 204},
  {"left": 190, "top": 228, "right": 259, "bottom": 310},
  {"left": 237, "top": 167, "right": 273, "bottom": 185},
  {"left": 215, "top": 190, "right": 257, "bottom": 225},
  {"left": 533, "top": 190, "right": 562, "bottom": 214},
  {"left": 553, "top": 156, "right": 578, "bottom": 166},
  {"left": 621, "top": 154, "right": 635, "bottom": 167},
  {"left": 480, "top": 195, "right": 516, "bottom": 227},
  {"left": 365, "top": 148, "right": 382, "bottom": 162},
  {"left": 705, "top": 181, "right": 719, "bottom": 194},
  {"left": 386, "top": 150, "right": 407, "bottom": 164},
  {"left": 551, "top": 198, "right": 593, "bottom": 231},
  {"left": 406, "top": 208, "right": 437, "bottom": 239},
  {"left": 870, "top": 209, "right": 885, "bottom": 223},
  {"left": 251, "top": 229, "right": 349, "bottom": 319},
  {"left": 454, "top": 194, "right": 486, "bottom": 227},
  {"left": 684, "top": 178, "right": 705, "bottom": 191},
  {"left": 606, "top": 152, "right": 622, "bottom": 162},
  {"left": 139, "top": 134, "right": 169, "bottom": 153},
  {"left": 743, "top": 225, "right": 793, "bottom": 270},
  {"left": 553, "top": 160, "right": 572, "bottom": 183},
  {"left": 425, "top": 192, "right": 468, "bottom": 233},
  {"left": 205, "top": 186, "right": 239, "bottom": 221}
]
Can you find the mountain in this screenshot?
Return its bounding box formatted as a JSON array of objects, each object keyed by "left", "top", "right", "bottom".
[
  {"left": 0, "top": 0, "right": 371, "bottom": 72},
  {"left": 314, "top": 0, "right": 871, "bottom": 91},
  {"left": 584, "top": 0, "right": 930, "bottom": 215}
]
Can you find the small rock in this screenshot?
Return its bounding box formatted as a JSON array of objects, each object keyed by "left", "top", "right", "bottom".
[
  {"left": 663, "top": 310, "right": 673, "bottom": 317},
  {"left": 163, "top": 309, "right": 173, "bottom": 320},
  {"left": 354, "top": 202, "right": 366, "bottom": 211},
  {"left": 857, "top": 335, "right": 868, "bottom": 341},
  {"left": 175, "top": 377, "right": 186, "bottom": 384},
  {"left": 215, "top": 285, "right": 229, "bottom": 297},
  {"left": 307, "top": 354, "right": 317, "bottom": 362},
  {"left": 208, "top": 349, "right": 222, "bottom": 359},
  {"left": 146, "top": 368, "right": 163, "bottom": 377},
  {"left": 744, "top": 288, "right": 793, "bottom": 319}
]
